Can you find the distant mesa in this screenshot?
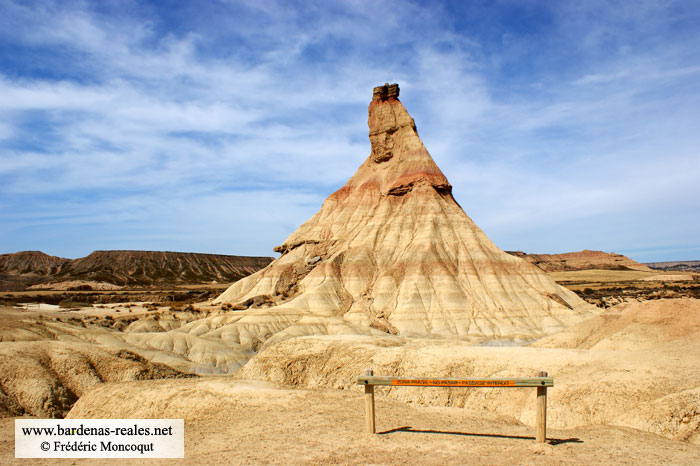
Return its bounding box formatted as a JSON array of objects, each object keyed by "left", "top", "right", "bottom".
[
  {"left": 506, "top": 249, "right": 653, "bottom": 272},
  {"left": 645, "top": 260, "right": 700, "bottom": 272},
  {"left": 214, "top": 83, "right": 596, "bottom": 343},
  {"left": 0, "top": 250, "right": 272, "bottom": 290}
]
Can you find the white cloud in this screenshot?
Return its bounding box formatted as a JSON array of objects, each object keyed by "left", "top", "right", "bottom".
[{"left": 0, "top": 0, "right": 698, "bottom": 261}]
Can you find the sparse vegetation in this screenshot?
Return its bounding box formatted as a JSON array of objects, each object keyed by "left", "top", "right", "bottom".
[
  {"left": 563, "top": 272, "right": 700, "bottom": 308},
  {"left": 0, "top": 288, "right": 222, "bottom": 307}
]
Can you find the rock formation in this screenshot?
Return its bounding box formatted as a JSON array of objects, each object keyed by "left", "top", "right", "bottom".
[
  {"left": 0, "top": 251, "right": 69, "bottom": 276},
  {"left": 646, "top": 260, "right": 700, "bottom": 272},
  {"left": 237, "top": 299, "right": 700, "bottom": 443},
  {"left": 65, "top": 251, "right": 273, "bottom": 286},
  {"left": 214, "top": 84, "right": 595, "bottom": 343},
  {"left": 507, "top": 249, "right": 653, "bottom": 272},
  {"left": 0, "top": 250, "right": 273, "bottom": 290}
]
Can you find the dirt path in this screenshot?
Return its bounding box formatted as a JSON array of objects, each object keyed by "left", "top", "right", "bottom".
[{"left": 3, "top": 378, "right": 699, "bottom": 465}]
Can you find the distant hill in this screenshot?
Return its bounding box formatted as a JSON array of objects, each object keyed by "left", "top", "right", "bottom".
[
  {"left": 0, "top": 251, "right": 70, "bottom": 275},
  {"left": 0, "top": 250, "right": 273, "bottom": 290},
  {"left": 645, "top": 260, "right": 700, "bottom": 272},
  {"left": 506, "top": 249, "right": 652, "bottom": 272}
]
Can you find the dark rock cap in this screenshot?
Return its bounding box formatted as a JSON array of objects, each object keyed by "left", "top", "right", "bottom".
[{"left": 372, "top": 83, "right": 399, "bottom": 101}]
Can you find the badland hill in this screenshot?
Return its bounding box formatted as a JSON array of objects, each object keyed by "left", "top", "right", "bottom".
[
  {"left": 214, "top": 83, "right": 595, "bottom": 343},
  {"left": 0, "top": 250, "right": 272, "bottom": 290},
  {"left": 646, "top": 260, "right": 700, "bottom": 272},
  {"left": 507, "top": 249, "right": 652, "bottom": 272}
]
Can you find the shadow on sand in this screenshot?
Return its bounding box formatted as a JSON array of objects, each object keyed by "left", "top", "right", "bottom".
[{"left": 377, "top": 426, "right": 582, "bottom": 445}]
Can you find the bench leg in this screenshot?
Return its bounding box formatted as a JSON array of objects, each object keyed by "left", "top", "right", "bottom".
[
  {"left": 536, "top": 370, "right": 548, "bottom": 443},
  {"left": 364, "top": 368, "right": 376, "bottom": 434}
]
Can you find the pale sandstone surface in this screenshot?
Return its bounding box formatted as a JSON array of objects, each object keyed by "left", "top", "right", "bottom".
[
  {"left": 0, "top": 306, "right": 241, "bottom": 417},
  {"left": 0, "top": 338, "right": 188, "bottom": 418},
  {"left": 0, "top": 305, "right": 254, "bottom": 378},
  {"left": 238, "top": 299, "right": 700, "bottom": 443},
  {"left": 213, "top": 84, "right": 595, "bottom": 349},
  {"left": 2, "top": 377, "right": 692, "bottom": 465},
  {"left": 4, "top": 300, "right": 699, "bottom": 461},
  {"left": 27, "top": 280, "right": 123, "bottom": 291},
  {"left": 532, "top": 298, "right": 700, "bottom": 350}
]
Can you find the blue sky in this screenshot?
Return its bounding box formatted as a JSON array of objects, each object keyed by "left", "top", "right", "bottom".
[{"left": 1, "top": 0, "right": 699, "bottom": 262}]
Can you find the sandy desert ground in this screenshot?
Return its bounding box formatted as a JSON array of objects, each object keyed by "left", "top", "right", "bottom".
[
  {"left": 1, "top": 378, "right": 699, "bottom": 465},
  {"left": 1, "top": 292, "right": 699, "bottom": 464}
]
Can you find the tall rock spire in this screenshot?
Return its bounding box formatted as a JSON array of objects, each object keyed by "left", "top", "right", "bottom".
[{"left": 215, "top": 84, "right": 595, "bottom": 343}]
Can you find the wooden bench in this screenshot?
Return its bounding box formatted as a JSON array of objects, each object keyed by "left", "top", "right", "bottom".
[{"left": 356, "top": 369, "right": 552, "bottom": 443}]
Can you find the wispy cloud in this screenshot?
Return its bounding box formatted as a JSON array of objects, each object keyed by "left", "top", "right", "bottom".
[{"left": 0, "top": 0, "right": 698, "bottom": 261}]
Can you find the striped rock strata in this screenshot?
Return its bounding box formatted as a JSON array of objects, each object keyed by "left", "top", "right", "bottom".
[{"left": 214, "top": 83, "right": 595, "bottom": 345}]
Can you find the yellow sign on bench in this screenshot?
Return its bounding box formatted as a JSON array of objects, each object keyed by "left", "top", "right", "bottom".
[{"left": 392, "top": 379, "right": 516, "bottom": 387}]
